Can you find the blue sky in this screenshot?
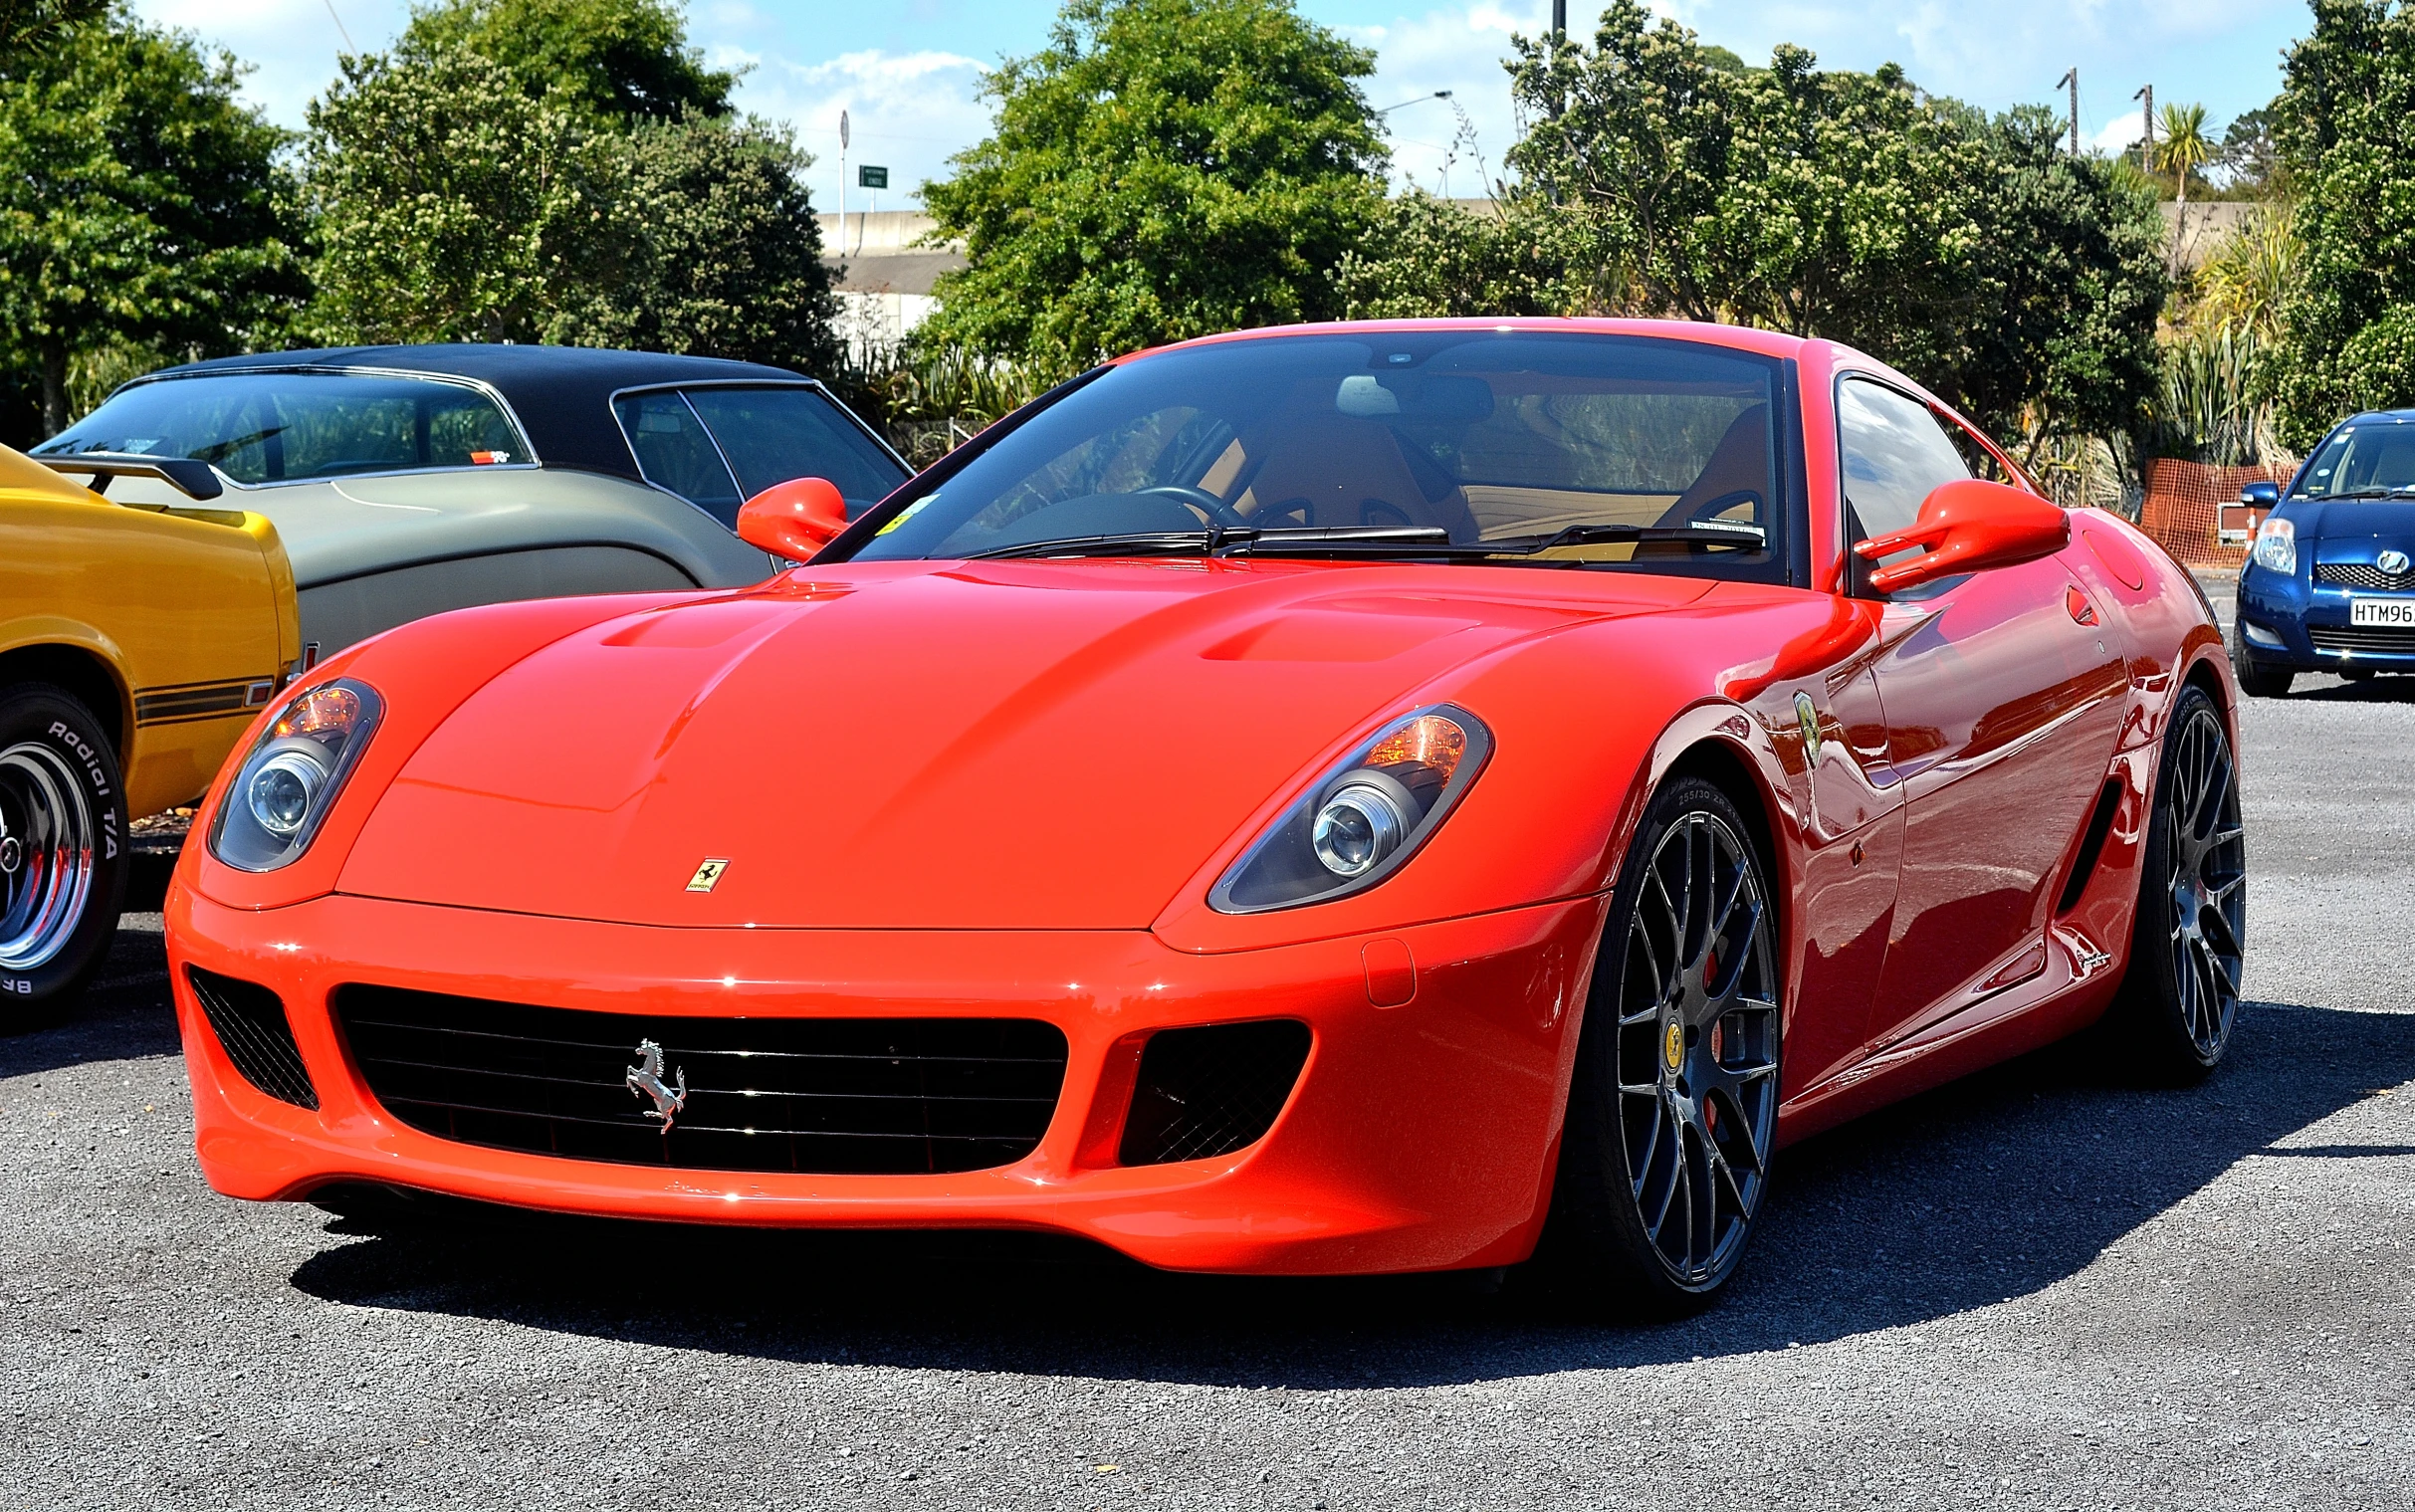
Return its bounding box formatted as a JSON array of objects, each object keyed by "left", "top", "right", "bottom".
[{"left": 135, "top": 1, "right": 2312, "bottom": 208}]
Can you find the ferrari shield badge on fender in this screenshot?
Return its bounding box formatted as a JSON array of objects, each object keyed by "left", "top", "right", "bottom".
[
  {"left": 685, "top": 858, "right": 729, "bottom": 893},
  {"left": 1794, "top": 691, "right": 1822, "bottom": 763}
]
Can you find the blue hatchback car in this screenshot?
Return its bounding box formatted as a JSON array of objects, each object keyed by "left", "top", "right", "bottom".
[{"left": 2234, "top": 409, "right": 2415, "bottom": 695}]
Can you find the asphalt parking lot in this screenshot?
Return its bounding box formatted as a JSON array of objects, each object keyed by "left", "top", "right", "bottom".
[{"left": 3, "top": 577, "right": 2410, "bottom": 1511}]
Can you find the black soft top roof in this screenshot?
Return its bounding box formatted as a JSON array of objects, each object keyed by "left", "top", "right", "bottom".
[{"left": 142, "top": 343, "right": 814, "bottom": 481}]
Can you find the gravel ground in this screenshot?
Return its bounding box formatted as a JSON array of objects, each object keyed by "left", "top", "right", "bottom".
[{"left": 4, "top": 577, "right": 2410, "bottom": 1511}]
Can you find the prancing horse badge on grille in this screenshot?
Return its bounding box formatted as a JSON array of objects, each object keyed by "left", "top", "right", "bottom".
[
  {"left": 686, "top": 858, "right": 729, "bottom": 892},
  {"left": 625, "top": 1039, "right": 688, "bottom": 1132}
]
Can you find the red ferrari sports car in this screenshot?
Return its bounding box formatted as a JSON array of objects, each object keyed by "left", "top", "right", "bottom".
[{"left": 166, "top": 320, "right": 2243, "bottom": 1308}]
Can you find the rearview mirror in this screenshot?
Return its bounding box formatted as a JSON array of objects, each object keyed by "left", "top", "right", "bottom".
[
  {"left": 1852, "top": 478, "right": 2070, "bottom": 593},
  {"left": 2239, "top": 481, "right": 2279, "bottom": 507},
  {"left": 737, "top": 476, "right": 848, "bottom": 562}
]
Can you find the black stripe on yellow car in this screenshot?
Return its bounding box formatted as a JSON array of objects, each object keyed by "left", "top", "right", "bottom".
[{"left": 133, "top": 677, "right": 276, "bottom": 727}]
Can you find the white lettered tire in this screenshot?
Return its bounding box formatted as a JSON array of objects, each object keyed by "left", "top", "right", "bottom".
[{"left": 0, "top": 684, "right": 128, "bottom": 1029}]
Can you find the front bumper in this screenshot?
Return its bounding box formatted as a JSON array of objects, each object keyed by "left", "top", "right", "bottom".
[
  {"left": 2238, "top": 561, "right": 2415, "bottom": 670},
  {"left": 165, "top": 887, "right": 1606, "bottom": 1275}
]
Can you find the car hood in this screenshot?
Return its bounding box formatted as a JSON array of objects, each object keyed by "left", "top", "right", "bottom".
[
  {"left": 2293, "top": 497, "right": 2415, "bottom": 547},
  {"left": 336, "top": 559, "right": 1708, "bottom": 929}
]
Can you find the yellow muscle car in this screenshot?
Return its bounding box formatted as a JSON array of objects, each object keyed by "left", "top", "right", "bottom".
[{"left": 1, "top": 443, "right": 298, "bottom": 1024}]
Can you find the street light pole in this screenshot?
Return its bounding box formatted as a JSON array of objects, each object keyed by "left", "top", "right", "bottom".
[{"left": 1373, "top": 90, "right": 1453, "bottom": 118}]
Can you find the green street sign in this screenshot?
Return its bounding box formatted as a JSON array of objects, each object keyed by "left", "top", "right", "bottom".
[{"left": 857, "top": 165, "right": 889, "bottom": 190}]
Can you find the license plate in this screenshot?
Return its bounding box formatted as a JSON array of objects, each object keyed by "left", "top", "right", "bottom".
[{"left": 2350, "top": 596, "right": 2415, "bottom": 627}]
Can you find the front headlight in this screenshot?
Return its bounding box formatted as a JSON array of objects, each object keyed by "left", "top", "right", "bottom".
[
  {"left": 209, "top": 680, "right": 383, "bottom": 872},
  {"left": 2253, "top": 516, "right": 2296, "bottom": 573},
  {"left": 1209, "top": 706, "right": 1493, "bottom": 913}
]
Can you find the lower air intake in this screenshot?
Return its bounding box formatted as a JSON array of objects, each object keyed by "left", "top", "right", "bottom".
[
  {"left": 186, "top": 967, "right": 319, "bottom": 1110},
  {"left": 1119, "top": 1020, "right": 1312, "bottom": 1167},
  {"left": 333, "top": 985, "right": 1068, "bottom": 1176}
]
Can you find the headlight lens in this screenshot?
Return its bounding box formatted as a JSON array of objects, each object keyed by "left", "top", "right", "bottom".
[
  {"left": 2253, "top": 516, "right": 2296, "bottom": 573},
  {"left": 1210, "top": 706, "right": 1492, "bottom": 913},
  {"left": 209, "top": 680, "right": 383, "bottom": 872}
]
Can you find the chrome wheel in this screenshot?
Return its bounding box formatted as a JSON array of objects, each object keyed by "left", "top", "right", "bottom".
[
  {"left": 2163, "top": 703, "right": 2246, "bottom": 1058},
  {"left": 1612, "top": 808, "right": 1780, "bottom": 1287},
  {"left": 0, "top": 739, "right": 98, "bottom": 973}
]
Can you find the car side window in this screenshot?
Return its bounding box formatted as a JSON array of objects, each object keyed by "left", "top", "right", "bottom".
[
  {"left": 614, "top": 392, "right": 743, "bottom": 527},
  {"left": 1837, "top": 377, "right": 1971, "bottom": 543}
]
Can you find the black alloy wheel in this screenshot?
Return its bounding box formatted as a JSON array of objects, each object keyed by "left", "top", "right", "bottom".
[
  {"left": 2230, "top": 621, "right": 2293, "bottom": 698},
  {"left": 2109, "top": 685, "right": 2246, "bottom": 1078},
  {"left": 0, "top": 683, "right": 128, "bottom": 1030},
  {"left": 1543, "top": 775, "right": 1781, "bottom": 1313}
]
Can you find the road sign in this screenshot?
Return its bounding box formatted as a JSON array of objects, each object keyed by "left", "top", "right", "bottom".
[{"left": 858, "top": 165, "right": 888, "bottom": 190}]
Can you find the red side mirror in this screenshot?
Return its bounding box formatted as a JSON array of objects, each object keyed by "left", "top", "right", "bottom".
[
  {"left": 1853, "top": 478, "right": 2070, "bottom": 593},
  {"left": 737, "top": 476, "right": 848, "bottom": 562}
]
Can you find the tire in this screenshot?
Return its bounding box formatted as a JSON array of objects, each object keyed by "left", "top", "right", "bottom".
[
  {"left": 1539, "top": 775, "right": 1782, "bottom": 1315},
  {"left": 2230, "top": 622, "right": 2293, "bottom": 698},
  {"left": 0, "top": 683, "right": 128, "bottom": 1031},
  {"left": 2106, "top": 685, "right": 2246, "bottom": 1081}
]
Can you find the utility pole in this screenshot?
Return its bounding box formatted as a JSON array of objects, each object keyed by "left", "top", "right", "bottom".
[
  {"left": 1551, "top": 0, "right": 1568, "bottom": 117},
  {"left": 2056, "top": 69, "right": 2079, "bottom": 155},
  {"left": 837, "top": 109, "right": 849, "bottom": 261},
  {"left": 2134, "top": 84, "right": 2154, "bottom": 176}
]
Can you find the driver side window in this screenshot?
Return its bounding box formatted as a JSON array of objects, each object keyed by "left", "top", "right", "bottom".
[{"left": 1837, "top": 377, "right": 1970, "bottom": 543}]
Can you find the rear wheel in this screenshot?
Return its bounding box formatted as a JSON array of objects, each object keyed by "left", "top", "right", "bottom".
[
  {"left": 0, "top": 684, "right": 128, "bottom": 1031},
  {"left": 2230, "top": 622, "right": 2293, "bottom": 698},
  {"left": 2108, "top": 686, "right": 2246, "bottom": 1079},
  {"left": 1541, "top": 776, "right": 1781, "bottom": 1314}
]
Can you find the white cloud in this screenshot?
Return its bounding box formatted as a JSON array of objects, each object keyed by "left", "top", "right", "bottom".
[
  {"left": 133, "top": 0, "right": 408, "bottom": 127},
  {"left": 2090, "top": 108, "right": 2146, "bottom": 157},
  {"left": 1353, "top": 3, "right": 1552, "bottom": 198},
  {"left": 731, "top": 47, "right": 991, "bottom": 212}
]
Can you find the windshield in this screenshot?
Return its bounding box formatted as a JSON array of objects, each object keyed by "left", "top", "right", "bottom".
[
  {"left": 2296, "top": 423, "right": 2415, "bottom": 500},
  {"left": 38, "top": 372, "right": 526, "bottom": 484},
  {"left": 843, "top": 332, "right": 1787, "bottom": 574},
  {"left": 613, "top": 384, "right": 909, "bottom": 529}
]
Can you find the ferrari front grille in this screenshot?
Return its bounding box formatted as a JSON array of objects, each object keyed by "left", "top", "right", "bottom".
[
  {"left": 331, "top": 986, "right": 1067, "bottom": 1175},
  {"left": 1119, "top": 1020, "right": 1312, "bottom": 1167},
  {"left": 186, "top": 967, "right": 320, "bottom": 1110},
  {"left": 2309, "top": 624, "right": 2415, "bottom": 653},
  {"left": 2315, "top": 562, "right": 2415, "bottom": 590}
]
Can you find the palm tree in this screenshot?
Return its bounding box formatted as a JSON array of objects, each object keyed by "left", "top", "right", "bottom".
[{"left": 2155, "top": 102, "right": 2214, "bottom": 270}]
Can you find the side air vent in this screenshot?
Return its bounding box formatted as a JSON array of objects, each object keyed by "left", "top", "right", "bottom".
[
  {"left": 2056, "top": 778, "right": 2125, "bottom": 916},
  {"left": 1119, "top": 1020, "right": 1312, "bottom": 1167},
  {"left": 186, "top": 967, "right": 320, "bottom": 1110}
]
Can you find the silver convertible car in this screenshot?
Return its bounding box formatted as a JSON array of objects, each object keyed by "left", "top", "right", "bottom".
[{"left": 32, "top": 345, "right": 910, "bottom": 658}]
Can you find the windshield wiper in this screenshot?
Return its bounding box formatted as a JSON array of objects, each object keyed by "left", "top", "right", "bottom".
[
  {"left": 2334, "top": 486, "right": 2415, "bottom": 500},
  {"left": 963, "top": 526, "right": 1448, "bottom": 560}
]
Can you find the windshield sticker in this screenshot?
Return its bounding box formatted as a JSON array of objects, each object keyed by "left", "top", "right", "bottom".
[{"left": 876, "top": 496, "right": 934, "bottom": 536}]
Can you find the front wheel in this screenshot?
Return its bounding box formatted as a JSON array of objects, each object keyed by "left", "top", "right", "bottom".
[
  {"left": 2107, "top": 685, "right": 2246, "bottom": 1079},
  {"left": 0, "top": 683, "right": 128, "bottom": 1030},
  {"left": 1540, "top": 775, "right": 1781, "bottom": 1314},
  {"left": 2230, "top": 622, "right": 2293, "bottom": 698}
]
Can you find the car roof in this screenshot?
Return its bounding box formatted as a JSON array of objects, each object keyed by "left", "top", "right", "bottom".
[{"left": 137, "top": 343, "right": 817, "bottom": 481}]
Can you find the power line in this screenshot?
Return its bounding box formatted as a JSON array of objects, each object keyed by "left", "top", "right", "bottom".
[{"left": 322, "top": 0, "right": 354, "bottom": 52}]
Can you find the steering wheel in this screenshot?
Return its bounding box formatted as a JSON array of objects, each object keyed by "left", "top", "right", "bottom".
[{"left": 1140, "top": 484, "right": 1251, "bottom": 530}]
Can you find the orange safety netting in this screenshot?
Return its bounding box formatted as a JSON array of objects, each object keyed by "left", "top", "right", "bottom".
[{"left": 2139, "top": 458, "right": 2293, "bottom": 567}]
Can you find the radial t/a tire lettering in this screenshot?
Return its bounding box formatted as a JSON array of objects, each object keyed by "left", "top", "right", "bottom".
[
  {"left": 1539, "top": 775, "right": 1782, "bottom": 1314},
  {"left": 0, "top": 683, "right": 128, "bottom": 1031},
  {"left": 2108, "top": 684, "right": 2246, "bottom": 1080}
]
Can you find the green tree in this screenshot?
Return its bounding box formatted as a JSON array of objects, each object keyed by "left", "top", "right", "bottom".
[
  {"left": 0, "top": 10, "right": 301, "bottom": 437},
  {"left": 1335, "top": 193, "right": 1603, "bottom": 319},
  {"left": 403, "top": 0, "right": 732, "bottom": 123},
  {"left": 920, "top": 0, "right": 1389, "bottom": 378},
  {"left": 0, "top": 0, "right": 104, "bottom": 60},
  {"left": 2270, "top": 0, "right": 2415, "bottom": 445},
  {"left": 303, "top": 19, "right": 834, "bottom": 371},
  {"left": 1491, "top": 2, "right": 2164, "bottom": 449}
]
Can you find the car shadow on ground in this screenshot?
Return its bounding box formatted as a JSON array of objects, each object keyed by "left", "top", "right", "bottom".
[
  {"left": 2277, "top": 674, "right": 2415, "bottom": 704},
  {"left": 279, "top": 994, "right": 2415, "bottom": 1389}
]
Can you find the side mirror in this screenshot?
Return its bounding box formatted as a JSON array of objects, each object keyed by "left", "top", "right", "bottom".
[
  {"left": 2240, "top": 481, "right": 2280, "bottom": 508},
  {"left": 1853, "top": 478, "right": 2070, "bottom": 594},
  {"left": 736, "top": 476, "right": 848, "bottom": 562}
]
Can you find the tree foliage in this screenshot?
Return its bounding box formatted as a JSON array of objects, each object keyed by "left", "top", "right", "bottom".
[
  {"left": 0, "top": 9, "right": 300, "bottom": 437},
  {"left": 403, "top": 0, "right": 732, "bottom": 123},
  {"left": 302, "top": 10, "right": 834, "bottom": 373},
  {"left": 919, "top": 0, "right": 1389, "bottom": 379},
  {"left": 2270, "top": 0, "right": 2415, "bottom": 446},
  {"left": 1479, "top": 0, "right": 2163, "bottom": 448}
]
